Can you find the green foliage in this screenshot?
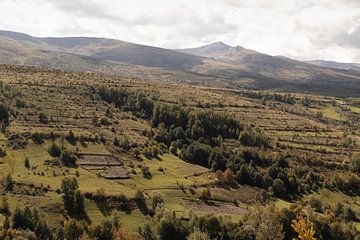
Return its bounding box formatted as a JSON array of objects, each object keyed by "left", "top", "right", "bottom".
[
  {"left": 31, "top": 132, "right": 44, "bottom": 144},
  {"left": 135, "top": 190, "right": 148, "bottom": 215},
  {"left": 139, "top": 224, "right": 156, "bottom": 240},
  {"left": 187, "top": 229, "right": 212, "bottom": 240},
  {"left": 5, "top": 174, "right": 13, "bottom": 192},
  {"left": 61, "top": 177, "right": 85, "bottom": 215},
  {"left": 351, "top": 156, "right": 360, "bottom": 173},
  {"left": 0, "top": 195, "right": 10, "bottom": 215},
  {"left": 0, "top": 103, "right": 9, "bottom": 126},
  {"left": 0, "top": 146, "right": 6, "bottom": 158},
  {"left": 12, "top": 206, "right": 53, "bottom": 239},
  {"left": 239, "top": 127, "right": 269, "bottom": 147},
  {"left": 114, "top": 136, "right": 120, "bottom": 146},
  {"left": 181, "top": 142, "right": 211, "bottom": 167},
  {"left": 65, "top": 130, "right": 77, "bottom": 145},
  {"left": 60, "top": 149, "right": 77, "bottom": 167},
  {"left": 158, "top": 216, "right": 189, "bottom": 240},
  {"left": 64, "top": 219, "right": 84, "bottom": 240},
  {"left": 48, "top": 142, "right": 62, "bottom": 157},
  {"left": 273, "top": 178, "right": 287, "bottom": 198},
  {"left": 98, "top": 85, "right": 154, "bottom": 118},
  {"left": 24, "top": 157, "right": 30, "bottom": 169},
  {"left": 38, "top": 112, "right": 48, "bottom": 124}
]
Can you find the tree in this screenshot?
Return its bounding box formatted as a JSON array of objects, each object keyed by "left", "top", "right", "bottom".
[
  {"left": 152, "top": 145, "right": 160, "bottom": 158},
  {"left": 99, "top": 220, "right": 114, "bottom": 240},
  {"left": 133, "top": 148, "right": 141, "bottom": 158},
  {"left": 224, "top": 168, "right": 234, "bottom": 184},
  {"left": 187, "top": 229, "right": 211, "bottom": 240},
  {"left": 32, "top": 132, "right": 44, "bottom": 144},
  {"left": 2, "top": 215, "right": 10, "bottom": 230},
  {"left": 200, "top": 189, "right": 211, "bottom": 201},
  {"left": 65, "top": 130, "right": 77, "bottom": 144},
  {"left": 152, "top": 193, "right": 164, "bottom": 210},
  {"left": 24, "top": 157, "right": 30, "bottom": 169},
  {"left": 74, "top": 189, "right": 85, "bottom": 214},
  {"left": 242, "top": 204, "right": 284, "bottom": 240},
  {"left": 60, "top": 149, "right": 77, "bottom": 167},
  {"left": 135, "top": 190, "right": 148, "bottom": 215},
  {"left": 351, "top": 156, "right": 360, "bottom": 173},
  {"left": 5, "top": 174, "right": 13, "bottom": 192},
  {"left": 64, "top": 219, "right": 84, "bottom": 240},
  {"left": 215, "top": 170, "right": 225, "bottom": 184},
  {"left": 61, "top": 177, "right": 81, "bottom": 213},
  {"left": 273, "top": 178, "right": 287, "bottom": 198},
  {"left": 48, "top": 142, "right": 62, "bottom": 157},
  {"left": 113, "top": 228, "right": 134, "bottom": 240},
  {"left": 0, "top": 104, "right": 10, "bottom": 128},
  {"left": 291, "top": 215, "right": 316, "bottom": 240},
  {"left": 38, "top": 112, "right": 48, "bottom": 124},
  {"left": 114, "top": 137, "right": 120, "bottom": 147},
  {"left": 0, "top": 147, "right": 6, "bottom": 158},
  {"left": 0, "top": 195, "right": 10, "bottom": 215},
  {"left": 158, "top": 217, "right": 189, "bottom": 240},
  {"left": 139, "top": 224, "right": 155, "bottom": 240},
  {"left": 236, "top": 165, "right": 249, "bottom": 184}
]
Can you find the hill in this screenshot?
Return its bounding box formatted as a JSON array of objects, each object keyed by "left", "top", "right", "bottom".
[
  {"left": 0, "top": 64, "right": 359, "bottom": 239},
  {"left": 1, "top": 30, "right": 360, "bottom": 97},
  {"left": 307, "top": 60, "right": 360, "bottom": 72}
]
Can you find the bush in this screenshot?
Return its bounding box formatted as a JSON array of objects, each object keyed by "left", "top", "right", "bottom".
[
  {"left": 48, "top": 142, "right": 62, "bottom": 157},
  {"left": 31, "top": 132, "right": 44, "bottom": 144},
  {"left": 273, "top": 178, "right": 287, "bottom": 198},
  {"left": 65, "top": 130, "right": 77, "bottom": 145},
  {"left": 38, "top": 112, "right": 48, "bottom": 124},
  {"left": 0, "top": 104, "right": 10, "bottom": 126},
  {"left": 24, "top": 157, "right": 30, "bottom": 168},
  {"left": 224, "top": 168, "right": 234, "bottom": 184},
  {"left": 200, "top": 189, "right": 211, "bottom": 201},
  {"left": 60, "top": 149, "right": 77, "bottom": 167},
  {"left": 0, "top": 146, "right": 6, "bottom": 158},
  {"left": 5, "top": 174, "right": 13, "bottom": 192}
]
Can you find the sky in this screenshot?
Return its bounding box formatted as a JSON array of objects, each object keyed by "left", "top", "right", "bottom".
[{"left": 0, "top": 0, "right": 359, "bottom": 62}]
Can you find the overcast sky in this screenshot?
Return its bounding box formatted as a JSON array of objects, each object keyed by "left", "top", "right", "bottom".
[{"left": 0, "top": 0, "right": 359, "bottom": 62}]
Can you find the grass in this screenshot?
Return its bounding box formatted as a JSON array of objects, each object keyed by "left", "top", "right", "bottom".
[
  {"left": 128, "top": 153, "right": 210, "bottom": 190},
  {"left": 275, "top": 199, "right": 292, "bottom": 209},
  {"left": 349, "top": 106, "right": 360, "bottom": 114},
  {"left": 321, "top": 106, "right": 346, "bottom": 121}
]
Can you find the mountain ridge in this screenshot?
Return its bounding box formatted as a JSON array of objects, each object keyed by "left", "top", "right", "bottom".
[{"left": 1, "top": 29, "right": 360, "bottom": 97}]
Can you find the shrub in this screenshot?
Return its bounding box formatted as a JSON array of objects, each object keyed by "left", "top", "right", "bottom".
[
  {"left": 60, "top": 149, "right": 77, "bottom": 167},
  {"left": 0, "top": 146, "right": 6, "bottom": 158},
  {"left": 224, "top": 168, "right": 234, "bottom": 184},
  {"left": 5, "top": 174, "right": 13, "bottom": 192},
  {"left": 38, "top": 112, "right": 48, "bottom": 124},
  {"left": 273, "top": 178, "right": 287, "bottom": 198},
  {"left": 31, "top": 132, "right": 44, "bottom": 144},
  {"left": 48, "top": 142, "right": 62, "bottom": 157},
  {"left": 24, "top": 157, "right": 30, "bottom": 168}
]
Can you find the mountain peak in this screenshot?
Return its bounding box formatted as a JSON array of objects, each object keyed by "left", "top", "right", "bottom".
[{"left": 203, "top": 41, "right": 232, "bottom": 50}]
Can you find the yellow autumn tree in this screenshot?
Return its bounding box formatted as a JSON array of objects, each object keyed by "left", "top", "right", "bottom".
[{"left": 291, "top": 215, "right": 316, "bottom": 240}]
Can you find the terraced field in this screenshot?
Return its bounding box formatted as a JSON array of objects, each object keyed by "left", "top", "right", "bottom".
[{"left": 0, "top": 64, "right": 359, "bottom": 238}]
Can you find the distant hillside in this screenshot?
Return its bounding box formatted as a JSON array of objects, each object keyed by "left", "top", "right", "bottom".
[
  {"left": 1, "top": 30, "right": 360, "bottom": 97},
  {"left": 307, "top": 60, "right": 360, "bottom": 72}
]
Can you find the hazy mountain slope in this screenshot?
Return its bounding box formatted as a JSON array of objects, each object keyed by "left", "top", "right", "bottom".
[
  {"left": 307, "top": 60, "right": 360, "bottom": 72},
  {"left": 0, "top": 30, "right": 203, "bottom": 70},
  {"left": 179, "top": 42, "right": 360, "bottom": 94},
  {"left": 1, "top": 30, "right": 360, "bottom": 97}
]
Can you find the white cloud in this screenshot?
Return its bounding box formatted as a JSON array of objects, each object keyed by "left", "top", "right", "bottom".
[{"left": 0, "top": 0, "right": 359, "bottom": 62}]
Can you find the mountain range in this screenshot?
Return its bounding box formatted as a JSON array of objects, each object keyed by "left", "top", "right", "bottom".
[{"left": 1, "top": 30, "right": 360, "bottom": 97}]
